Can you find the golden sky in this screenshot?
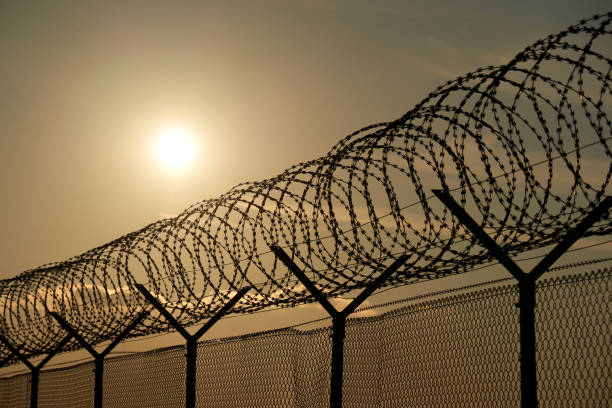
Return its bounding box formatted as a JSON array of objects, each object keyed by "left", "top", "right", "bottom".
[{"left": 0, "top": 0, "right": 610, "bottom": 279}]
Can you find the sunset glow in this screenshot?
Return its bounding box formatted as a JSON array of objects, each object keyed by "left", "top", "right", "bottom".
[{"left": 157, "top": 128, "right": 194, "bottom": 168}]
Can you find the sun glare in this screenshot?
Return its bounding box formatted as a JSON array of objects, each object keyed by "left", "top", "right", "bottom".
[{"left": 157, "top": 128, "right": 194, "bottom": 168}]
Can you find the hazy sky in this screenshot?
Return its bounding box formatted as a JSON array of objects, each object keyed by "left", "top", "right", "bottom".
[{"left": 0, "top": 0, "right": 610, "bottom": 279}]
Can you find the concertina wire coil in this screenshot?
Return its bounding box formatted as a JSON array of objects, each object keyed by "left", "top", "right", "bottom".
[{"left": 0, "top": 13, "right": 611, "bottom": 361}]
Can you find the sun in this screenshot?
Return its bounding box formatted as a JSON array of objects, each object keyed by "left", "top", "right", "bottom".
[{"left": 157, "top": 128, "right": 194, "bottom": 168}]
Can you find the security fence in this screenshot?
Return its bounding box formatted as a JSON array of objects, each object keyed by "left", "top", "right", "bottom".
[
  {"left": 0, "top": 266, "right": 609, "bottom": 407},
  {"left": 1, "top": 13, "right": 611, "bottom": 408}
]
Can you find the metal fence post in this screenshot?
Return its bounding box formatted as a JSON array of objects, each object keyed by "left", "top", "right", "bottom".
[
  {"left": 94, "top": 355, "right": 104, "bottom": 407},
  {"left": 270, "top": 245, "right": 409, "bottom": 408},
  {"left": 136, "top": 284, "right": 250, "bottom": 408},
  {"left": 329, "top": 316, "right": 347, "bottom": 407},
  {"left": 49, "top": 310, "right": 149, "bottom": 408},
  {"left": 519, "top": 278, "right": 537, "bottom": 403},
  {"left": 433, "top": 190, "right": 611, "bottom": 408},
  {"left": 185, "top": 338, "right": 198, "bottom": 408},
  {"left": 30, "top": 367, "right": 39, "bottom": 408},
  {"left": 0, "top": 334, "right": 72, "bottom": 408}
]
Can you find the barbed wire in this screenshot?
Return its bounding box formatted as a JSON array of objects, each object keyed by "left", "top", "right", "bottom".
[
  {"left": 0, "top": 13, "right": 610, "bottom": 363},
  {"left": 2, "top": 261, "right": 608, "bottom": 378}
]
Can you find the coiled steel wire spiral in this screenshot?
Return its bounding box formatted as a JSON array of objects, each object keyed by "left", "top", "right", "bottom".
[{"left": 1, "top": 14, "right": 611, "bottom": 362}]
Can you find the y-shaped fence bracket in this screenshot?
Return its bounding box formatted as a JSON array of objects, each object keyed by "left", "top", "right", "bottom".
[
  {"left": 433, "top": 190, "right": 611, "bottom": 408},
  {"left": 0, "top": 333, "right": 73, "bottom": 408},
  {"left": 270, "top": 245, "right": 409, "bottom": 408},
  {"left": 135, "top": 284, "right": 250, "bottom": 408},
  {"left": 49, "top": 310, "right": 150, "bottom": 408}
]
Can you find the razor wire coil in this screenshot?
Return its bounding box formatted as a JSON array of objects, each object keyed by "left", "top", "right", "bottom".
[{"left": 0, "top": 13, "right": 611, "bottom": 362}]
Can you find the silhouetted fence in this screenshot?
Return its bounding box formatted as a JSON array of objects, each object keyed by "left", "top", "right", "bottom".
[
  {"left": 1, "top": 13, "right": 611, "bottom": 408},
  {"left": 1, "top": 266, "right": 609, "bottom": 407}
]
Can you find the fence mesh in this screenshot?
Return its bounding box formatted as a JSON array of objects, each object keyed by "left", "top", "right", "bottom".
[{"left": 0, "top": 268, "right": 609, "bottom": 407}]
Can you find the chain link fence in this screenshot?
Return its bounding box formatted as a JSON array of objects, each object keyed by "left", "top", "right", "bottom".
[{"left": 0, "top": 267, "right": 609, "bottom": 407}]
